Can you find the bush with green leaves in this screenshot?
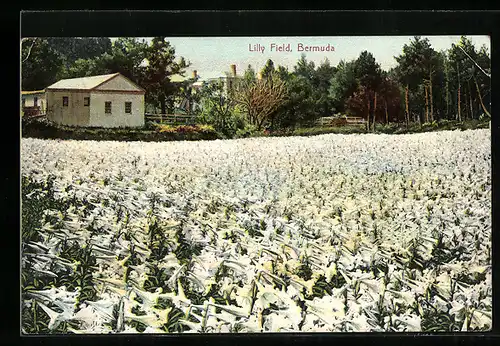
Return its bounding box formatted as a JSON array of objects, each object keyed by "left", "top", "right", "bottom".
[{"left": 195, "top": 81, "right": 246, "bottom": 138}]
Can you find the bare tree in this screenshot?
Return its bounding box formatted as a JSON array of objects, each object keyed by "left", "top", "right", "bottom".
[
  {"left": 234, "top": 73, "right": 288, "bottom": 131},
  {"left": 21, "top": 38, "right": 38, "bottom": 64}
]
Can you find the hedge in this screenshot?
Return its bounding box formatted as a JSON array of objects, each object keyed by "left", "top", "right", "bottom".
[{"left": 22, "top": 117, "right": 220, "bottom": 142}]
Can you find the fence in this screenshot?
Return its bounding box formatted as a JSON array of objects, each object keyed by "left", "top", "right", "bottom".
[
  {"left": 22, "top": 106, "right": 46, "bottom": 117},
  {"left": 145, "top": 113, "right": 197, "bottom": 125},
  {"left": 316, "top": 116, "right": 366, "bottom": 127},
  {"left": 345, "top": 117, "right": 365, "bottom": 124}
]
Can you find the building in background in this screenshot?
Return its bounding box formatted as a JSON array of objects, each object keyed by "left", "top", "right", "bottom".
[
  {"left": 21, "top": 90, "right": 46, "bottom": 116},
  {"left": 45, "top": 73, "right": 145, "bottom": 128},
  {"left": 203, "top": 64, "right": 241, "bottom": 94},
  {"left": 165, "top": 64, "right": 243, "bottom": 115}
]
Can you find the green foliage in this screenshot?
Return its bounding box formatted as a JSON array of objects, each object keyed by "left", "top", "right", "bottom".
[
  {"left": 174, "top": 228, "right": 203, "bottom": 266},
  {"left": 295, "top": 257, "right": 313, "bottom": 281},
  {"left": 22, "top": 39, "right": 65, "bottom": 90},
  {"left": 21, "top": 176, "right": 102, "bottom": 333},
  {"left": 47, "top": 37, "right": 112, "bottom": 66},
  {"left": 292, "top": 125, "right": 366, "bottom": 136},
  {"left": 329, "top": 60, "right": 359, "bottom": 114},
  {"left": 243, "top": 64, "right": 257, "bottom": 82},
  {"left": 22, "top": 117, "right": 220, "bottom": 142},
  {"left": 393, "top": 35, "right": 491, "bottom": 123},
  {"left": 260, "top": 59, "right": 275, "bottom": 79},
  {"left": 195, "top": 80, "right": 245, "bottom": 137},
  {"left": 143, "top": 37, "right": 190, "bottom": 114},
  {"left": 274, "top": 56, "right": 336, "bottom": 130},
  {"left": 235, "top": 124, "right": 261, "bottom": 138},
  {"left": 59, "top": 38, "right": 147, "bottom": 84},
  {"left": 22, "top": 35, "right": 490, "bottom": 139}
]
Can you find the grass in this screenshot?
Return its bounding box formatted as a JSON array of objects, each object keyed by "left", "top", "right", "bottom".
[
  {"left": 22, "top": 116, "right": 490, "bottom": 142},
  {"left": 266, "top": 119, "right": 489, "bottom": 138},
  {"left": 375, "top": 119, "right": 490, "bottom": 135}
]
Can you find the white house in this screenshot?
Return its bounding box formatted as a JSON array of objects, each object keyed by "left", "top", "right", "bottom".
[
  {"left": 21, "top": 90, "right": 46, "bottom": 116},
  {"left": 45, "top": 73, "right": 145, "bottom": 128}
]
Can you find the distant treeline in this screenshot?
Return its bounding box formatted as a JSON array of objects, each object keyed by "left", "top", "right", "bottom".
[{"left": 22, "top": 36, "right": 491, "bottom": 135}]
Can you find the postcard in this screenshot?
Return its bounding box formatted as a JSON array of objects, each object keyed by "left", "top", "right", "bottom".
[{"left": 21, "top": 34, "right": 491, "bottom": 334}]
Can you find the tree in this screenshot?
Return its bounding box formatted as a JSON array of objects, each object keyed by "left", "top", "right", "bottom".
[
  {"left": 345, "top": 85, "right": 373, "bottom": 122},
  {"left": 354, "top": 51, "right": 383, "bottom": 131},
  {"left": 22, "top": 38, "right": 65, "bottom": 90},
  {"left": 294, "top": 54, "right": 316, "bottom": 80},
  {"left": 46, "top": 37, "right": 112, "bottom": 68},
  {"left": 58, "top": 38, "right": 148, "bottom": 83},
  {"left": 448, "top": 36, "right": 491, "bottom": 120},
  {"left": 243, "top": 64, "right": 257, "bottom": 83},
  {"left": 394, "top": 36, "right": 442, "bottom": 125},
  {"left": 60, "top": 58, "right": 103, "bottom": 79},
  {"left": 142, "top": 37, "right": 190, "bottom": 114},
  {"left": 329, "top": 60, "right": 358, "bottom": 114},
  {"left": 197, "top": 80, "right": 241, "bottom": 136},
  {"left": 235, "top": 72, "right": 288, "bottom": 130},
  {"left": 312, "top": 59, "right": 337, "bottom": 118},
  {"left": 475, "top": 45, "right": 491, "bottom": 117},
  {"left": 260, "top": 59, "right": 276, "bottom": 79},
  {"left": 379, "top": 71, "right": 403, "bottom": 123},
  {"left": 275, "top": 65, "right": 290, "bottom": 81},
  {"left": 274, "top": 74, "right": 314, "bottom": 129}
]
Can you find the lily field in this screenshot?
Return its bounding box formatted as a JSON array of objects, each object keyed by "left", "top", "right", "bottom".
[{"left": 21, "top": 129, "right": 491, "bottom": 333}]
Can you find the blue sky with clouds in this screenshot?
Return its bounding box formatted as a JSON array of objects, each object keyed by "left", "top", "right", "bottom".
[{"left": 117, "top": 36, "right": 490, "bottom": 80}]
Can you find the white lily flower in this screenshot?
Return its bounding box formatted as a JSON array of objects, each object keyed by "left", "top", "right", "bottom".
[{"left": 22, "top": 129, "right": 491, "bottom": 333}]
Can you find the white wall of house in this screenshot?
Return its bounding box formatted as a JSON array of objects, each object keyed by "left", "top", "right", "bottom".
[
  {"left": 89, "top": 92, "right": 145, "bottom": 128},
  {"left": 46, "top": 91, "right": 91, "bottom": 126}
]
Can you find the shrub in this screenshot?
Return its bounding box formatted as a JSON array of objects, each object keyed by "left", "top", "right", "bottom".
[
  {"left": 176, "top": 125, "right": 198, "bottom": 133},
  {"left": 156, "top": 125, "right": 177, "bottom": 133},
  {"left": 292, "top": 126, "right": 366, "bottom": 137},
  {"left": 479, "top": 113, "right": 490, "bottom": 122},
  {"left": 197, "top": 124, "right": 216, "bottom": 133},
  {"left": 22, "top": 118, "right": 220, "bottom": 142},
  {"left": 235, "top": 124, "right": 261, "bottom": 138}
]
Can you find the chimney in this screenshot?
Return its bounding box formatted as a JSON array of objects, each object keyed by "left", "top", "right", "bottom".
[
  {"left": 192, "top": 70, "right": 198, "bottom": 79},
  {"left": 230, "top": 64, "right": 237, "bottom": 77}
]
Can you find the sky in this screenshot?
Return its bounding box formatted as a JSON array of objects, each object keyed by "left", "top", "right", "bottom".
[{"left": 113, "top": 36, "right": 490, "bottom": 81}]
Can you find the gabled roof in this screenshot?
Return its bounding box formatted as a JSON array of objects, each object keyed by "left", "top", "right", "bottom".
[
  {"left": 46, "top": 73, "right": 120, "bottom": 90},
  {"left": 45, "top": 73, "right": 145, "bottom": 92}
]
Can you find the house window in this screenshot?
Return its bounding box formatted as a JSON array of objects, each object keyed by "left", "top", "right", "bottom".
[
  {"left": 34, "top": 97, "right": 38, "bottom": 107},
  {"left": 125, "top": 102, "right": 132, "bottom": 114},
  {"left": 63, "top": 96, "right": 69, "bottom": 107},
  {"left": 84, "top": 97, "right": 90, "bottom": 106},
  {"left": 105, "top": 101, "right": 112, "bottom": 114}
]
